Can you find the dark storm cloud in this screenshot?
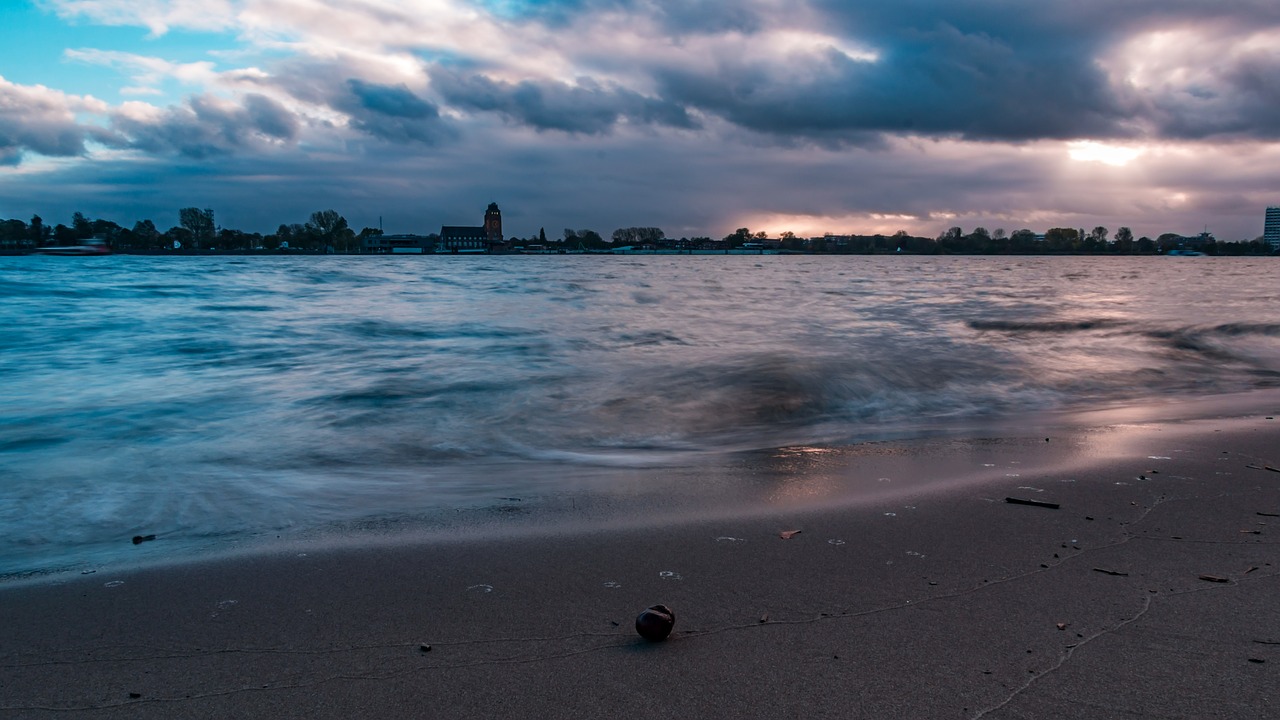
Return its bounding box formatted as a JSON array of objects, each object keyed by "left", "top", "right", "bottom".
[
  {"left": 337, "top": 79, "right": 452, "bottom": 144},
  {"left": 510, "top": 0, "right": 1277, "bottom": 144},
  {"left": 431, "top": 68, "right": 697, "bottom": 134},
  {"left": 243, "top": 94, "right": 300, "bottom": 140},
  {"left": 224, "top": 57, "right": 452, "bottom": 145},
  {"left": 761, "top": 0, "right": 1280, "bottom": 142},
  {"left": 657, "top": 29, "right": 1127, "bottom": 144},
  {"left": 109, "top": 93, "right": 299, "bottom": 158}
]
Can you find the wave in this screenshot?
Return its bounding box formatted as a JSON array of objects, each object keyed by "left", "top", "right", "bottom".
[{"left": 968, "top": 318, "right": 1128, "bottom": 332}]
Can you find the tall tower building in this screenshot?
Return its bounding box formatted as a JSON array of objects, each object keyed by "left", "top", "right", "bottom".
[
  {"left": 484, "top": 203, "right": 503, "bottom": 246},
  {"left": 1266, "top": 206, "right": 1280, "bottom": 251}
]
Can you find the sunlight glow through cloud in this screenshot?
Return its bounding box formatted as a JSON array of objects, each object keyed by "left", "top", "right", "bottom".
[{"left": 1067, "top": 140, "right": 1144, "bottom": 167}]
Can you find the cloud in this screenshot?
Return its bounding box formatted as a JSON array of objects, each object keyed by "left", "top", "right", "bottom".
[
  {"left": 10, "top": 0, "right": 1280, "bottom": 243},
  {"left": 108, "top": 92, "right": 298, "bottom": 157},
  {"left": 43, "top": 0, "right": 238, "bottom": 36},
  {"left": 338, "top": 79, "right": 452, "bottom": 144},
  {"left": 44, "top": 0, "right": 1280, "bottom": 145},
  {"left": 1107, "top": 26, "right": 1280, "bottom": 140},
  {"left": 0, "top": 75, "right": 113, "bottom": 163},
  {"left": 431, "top": 68, "right": 696, "bottom": 134},
  {"left": 65, "top": 48, "right": 222, "bottom": 92}
]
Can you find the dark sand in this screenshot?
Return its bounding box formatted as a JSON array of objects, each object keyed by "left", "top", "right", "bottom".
[{"left": 3, "top": 416, "right": 1279, "bottom": 718}]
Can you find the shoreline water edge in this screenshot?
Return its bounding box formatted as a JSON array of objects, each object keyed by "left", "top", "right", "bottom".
[{"left": 2, "top": 413, "right": 1278, "bottom": 718}]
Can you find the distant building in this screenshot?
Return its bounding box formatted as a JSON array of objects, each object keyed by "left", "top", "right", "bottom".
[
  {"left": 1183, "top": 232, "right": 1215, "bottom": 250},
  {"left": 1265, "top": 207, "right": 1280, "bottom": 250},
  {"left": 441, "top": 202, "right": 504, "bottom": 253},
  {"left": 362, "top": 234, "right": 434, "bottom": 254}
]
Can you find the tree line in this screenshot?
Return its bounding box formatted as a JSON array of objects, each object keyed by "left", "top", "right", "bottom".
[
  {"left": 0, "top": 209, "right": 371, "bottom": 253},
  {"left": 0, "top": 211, "right": 1274, "bottom": 255}
]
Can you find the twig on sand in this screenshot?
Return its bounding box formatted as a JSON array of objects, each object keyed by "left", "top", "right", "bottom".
[
  {"left": 1093, "top": 568, "right": 1128, "bottom": 576},
  {"left": 1199, "top": 574, "right": 1230, "bottom": 583},
  {"left": 1005, "top": 497, "right": 1060, "bottom": 509}
]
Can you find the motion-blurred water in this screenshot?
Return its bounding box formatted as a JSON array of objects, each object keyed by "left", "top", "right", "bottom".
[{"left": 3, "top": 254, "right": 1278, "bottom": 575}]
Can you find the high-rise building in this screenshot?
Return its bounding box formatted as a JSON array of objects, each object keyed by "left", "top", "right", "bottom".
[{"left": 1266, "top": 207, "right": 1280, "bottom": 250}]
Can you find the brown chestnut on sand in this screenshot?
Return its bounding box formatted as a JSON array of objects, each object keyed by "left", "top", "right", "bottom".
[{"left": 635, "top": 604, "right": 675, "bottom": 641}]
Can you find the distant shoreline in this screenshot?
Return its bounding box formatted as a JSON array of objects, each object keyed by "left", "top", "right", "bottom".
[{"left": 5, "top": 249, "right": 1274, "bottom": 257}]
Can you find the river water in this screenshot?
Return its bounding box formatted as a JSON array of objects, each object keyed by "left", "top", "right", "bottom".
[{"left": 2, "top": 255, "right": 1278, "bottom": 576}]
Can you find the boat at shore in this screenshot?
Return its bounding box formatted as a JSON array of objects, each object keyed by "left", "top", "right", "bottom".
[{"left": 32, "top": 242, "right": 111, "bottom": 256}]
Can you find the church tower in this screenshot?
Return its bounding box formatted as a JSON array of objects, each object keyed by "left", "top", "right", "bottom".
[{"left": 484, "top": 202, "right": 503, "bottom": 247}]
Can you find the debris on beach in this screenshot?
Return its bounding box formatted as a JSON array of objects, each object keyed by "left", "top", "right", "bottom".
[
  {"left": 131, "top": 534, "right": 156, "bottom": 545},
  {"left": 1056, "top": 623, "right": 1068, "bottom": 631},
  {"left": 759, "top": 613, "right": 769, "bottom": 624},
  {"left": 419, "top": 644, "right": 432, "bottom": 652},
  {"left": 779, "top": 529, "right": 801, "bottom": 539},
  {"left": 1093, "top": 567, "right": 1128, "bottom": 576},
  {"left": 636, "top": 604, "right": 675, "bottom": 642},
  {"left": 1199, "top": 574, "right": 1230, "bottom": 583},
  {"left": 1005, "top": 497, "right": 1060, "bottom": 509}
]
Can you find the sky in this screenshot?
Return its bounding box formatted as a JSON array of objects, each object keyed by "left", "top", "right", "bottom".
[{"left": 1, "top": 0, "right": 1279, "bottom": 241}]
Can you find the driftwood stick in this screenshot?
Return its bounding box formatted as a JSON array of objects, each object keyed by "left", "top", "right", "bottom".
[{"left": 1005, "top": 496, "right": 1060, "bottom": 509}]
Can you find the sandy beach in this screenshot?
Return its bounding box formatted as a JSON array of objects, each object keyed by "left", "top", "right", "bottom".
[{"left": 3, "top": 415, "right": 1279, "bottom": 719}]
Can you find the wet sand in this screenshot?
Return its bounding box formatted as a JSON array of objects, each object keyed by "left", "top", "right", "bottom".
[{"left": 2, "top": 416, "right": 1279, "bottom": 719}]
